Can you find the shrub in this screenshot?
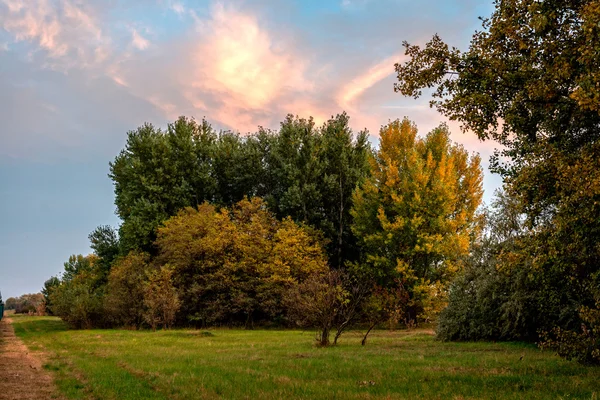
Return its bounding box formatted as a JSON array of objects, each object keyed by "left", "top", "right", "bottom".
[
  {"left": 143, "top": 265, "right": 180, "bottom": 331},
  {"left": 540, "top": 301, "right": 600, "bottom": 365}
]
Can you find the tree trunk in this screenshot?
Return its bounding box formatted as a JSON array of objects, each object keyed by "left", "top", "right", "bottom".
[
  {"left": 318, "top": 327, "right": 330, "bottom": 346},
  {"left": 361, "top": 322, "right": 378, "bottom": 346}
]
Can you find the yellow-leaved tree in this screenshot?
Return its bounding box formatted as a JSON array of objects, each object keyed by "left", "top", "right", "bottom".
[{"left": 351, "top": 118, "right": 483, "bottom": 324}]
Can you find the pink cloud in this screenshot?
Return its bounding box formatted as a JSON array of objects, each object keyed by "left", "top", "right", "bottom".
[
  {"left": 0, "top": 0, "right": 110, "bottom": 68},
  {"left": 130, "top": 28, "right": 149, "bottom": 50}
]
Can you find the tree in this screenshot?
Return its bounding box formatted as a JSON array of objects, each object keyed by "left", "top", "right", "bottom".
[
  {"left": 394, "top": 0, "right": 600, "bottom": 176},
  {"left": 351, "top": 119, "right": 483, "bottom": 323},
  {"left": 264, "top": 113, "right": 371, "bottom": 268},
  {"left": 12, "top": 293, "right": 44, "bottom": 314},
  {"left": 89, "top": 225, "right": 119, "bottom": 278},
  {"left": 110, "top": 117, "right": 217, "bottom": 253},
  {"left": 5, "top": 297, "right": 16, "bottom": 310},
  {"left": 155, "top": 197, "right": 329, "bottom": 327},
  {"left": 285, "top": 269, "right": 347, "bottom": 346},
  {"left": 105, "top": 252, "right": 150, "bottom": 328},
  {"left": 62, "top": 254, "right": 98, "bottom": 282},
  {"left": 143, "top": 265, "right": 180, "bottom": 331},
  {"left": 41, "top": 276, "right": 60, "bottom": 316},
  {"left": 51, "top": 254, "right": 106, "bottom": 328},
  {"left": 395, "top": 0, "right": 600, "bottom": 353}
]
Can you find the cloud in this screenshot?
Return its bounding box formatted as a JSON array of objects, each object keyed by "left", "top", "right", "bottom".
[
  {"left": 183, "top": 3, "right": 312, "bottom": 130},
  {"left": 0, "top": 0, "right": 110, "bottom": 69},
  {"left": 131, "top": 28, "right": 149, "bottom": 50},
  {"left": 338, "top": 53, "right": 403, "bottom": 110},
  {"left": 170, "top": 1, "right": 184, "bottom": 15}
]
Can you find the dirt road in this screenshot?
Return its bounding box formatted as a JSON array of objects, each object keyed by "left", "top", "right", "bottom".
[{"left": 0, "top": 317, "right": 61, "bottom": 400}]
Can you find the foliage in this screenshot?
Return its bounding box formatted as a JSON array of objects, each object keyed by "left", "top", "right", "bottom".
[
  {"left": 360, "top": 282, "right": 410, "bottom": 345},
  {"left": 155, "top": 197, "right": 329, "bottom": 327},
  {"left": 540, "top": 299, "right": 600, "bottom": 365},
  {"left": 50, "top": 254, "right": 106, "bottom": 328},
  {"left": 62, "top": 254, "right": 98, "bottom": 282},
  {"left": 9, "top": 293, "right": 44, "bottom": 314},
  {"left": 41, "top": 276, "right": 60, "bottom": 316},
  {"left": 109, "top": 114, "right": 370, "bottom": 268},
  {"left": 395, "top": 0, "right": 600, "bottom": 365},
  {"left": 394, "top": 0, "right": 600, "bottom": 175},
  {"left": 110, "top": 117, "right": 218, "bottom": 253},
  {"left": 88, "top": 225, "right": 120, "bottom": 279},
  {"left": 105, "top": 252, "right": 150, "bottom": 328},
  {"left": 285, "top": 269, "right": 350, "bottom": 346},
  {"left": 351, "top": 118, "right": 483, "bottom": 323},
  {"left": 143, "top": 265, "right": 180, "bottom": 331},
  {"left": 264, "top": 113, "right": 371, "bottom": 268},
  {"left": 5, "top": 297, "right": 16, "bottom": 310}
]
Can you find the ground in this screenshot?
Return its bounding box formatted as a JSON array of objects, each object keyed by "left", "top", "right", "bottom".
[
  {"left": 4, "top": 314, "right": 600, "bottom": 399},
  {"left": 0, "top": 315, "right": 62, "bottom": 400}
]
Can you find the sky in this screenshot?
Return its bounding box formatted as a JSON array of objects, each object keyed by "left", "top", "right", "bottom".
[{"left": 0, "top": 0, "right": 501, "bottom": 299}]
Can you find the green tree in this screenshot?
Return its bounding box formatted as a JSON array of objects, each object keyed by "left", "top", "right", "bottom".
[
  {"left": 51, "top": 254, "right": 107, "bottom": 328},
  {"left": 89, "top": 225, "right": 119, "bottom": 279},
  {"left": 351, "top": 119, "right": 483, "bottom": 322},
  {"left": 62, "top": 254, "right": 98, "bottom": 282},
  {"left": 264, "top": 113, "right": 371, "bottom": 268},
  {"left": 105, "top": 252, "right": 150, "bottom": 328},
  {"left": 110, "top": 117, "right": 217, "bottom": 253},
  {"left": 41, "top": 276, "right": 60, "bottom": 316}
]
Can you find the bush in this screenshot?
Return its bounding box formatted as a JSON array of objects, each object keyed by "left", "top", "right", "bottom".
[
  {"left": 540, "top": 301, "right": 600, "bottom": 365},
  {"left": 143, "top": 265, "right": 180, "bottom": 331},
  {"left": 105, "top": 252, "right": 150, "bottom": 328},
  {"left": 51, "top": 267, "right": 106, "bottom": 329}
]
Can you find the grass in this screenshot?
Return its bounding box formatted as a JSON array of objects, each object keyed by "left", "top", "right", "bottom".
[{"left": 10, "top": 314, "right": 600, "bottom": 400}]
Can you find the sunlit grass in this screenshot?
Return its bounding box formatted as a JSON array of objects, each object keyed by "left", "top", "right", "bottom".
[{"left": 11, "top": 314, "right": 600, "bottom": 399}]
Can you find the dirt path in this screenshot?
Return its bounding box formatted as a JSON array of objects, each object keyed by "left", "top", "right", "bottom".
[{"left": 0, "top": 317, "right": 62, "bottom": 400}]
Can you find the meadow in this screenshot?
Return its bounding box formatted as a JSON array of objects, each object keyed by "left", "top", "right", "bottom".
[{"left": 10, "top": 314, "right": 599, "bottom": 400}]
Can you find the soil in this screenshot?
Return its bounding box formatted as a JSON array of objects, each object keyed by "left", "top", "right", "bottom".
[{"left": 0, "top": 317, "right": 62, "bottom": 400}]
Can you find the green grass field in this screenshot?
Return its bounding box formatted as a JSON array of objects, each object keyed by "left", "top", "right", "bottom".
[{"left": 10, "top": 315, "right": 599, "bottom": 399}]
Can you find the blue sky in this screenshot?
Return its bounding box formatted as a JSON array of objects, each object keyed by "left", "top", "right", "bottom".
[{"left": 0, "top": 0, "right": 499, "bottom": 299}]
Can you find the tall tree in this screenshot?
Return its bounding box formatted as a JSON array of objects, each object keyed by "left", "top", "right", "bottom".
[
  {"left": 265, "top": 113, "right": 371, "bottom": 268},
  {"left": 351, "top": 119, "right": 483, "bottom": 321},
  {"left": 110, "top": 117, "right": 217, "bottom": 253}
]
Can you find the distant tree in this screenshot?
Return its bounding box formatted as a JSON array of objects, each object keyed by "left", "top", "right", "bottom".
[
  {"left": 41, "top": 276, "right": 60, "bottom": 315},
  {"left": 5, "top": 297, "right": 16, "bottom": 310},
  {"left": 351, "top": 119, "right": 483, "bottom": 323},
  {"left": 13, "top": 293, "right": 44, "bottom": 314}
]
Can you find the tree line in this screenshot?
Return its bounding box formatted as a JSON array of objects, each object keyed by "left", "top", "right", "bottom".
[{"left": 43, "top": 114, "right": 482, "bottom": 346}]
